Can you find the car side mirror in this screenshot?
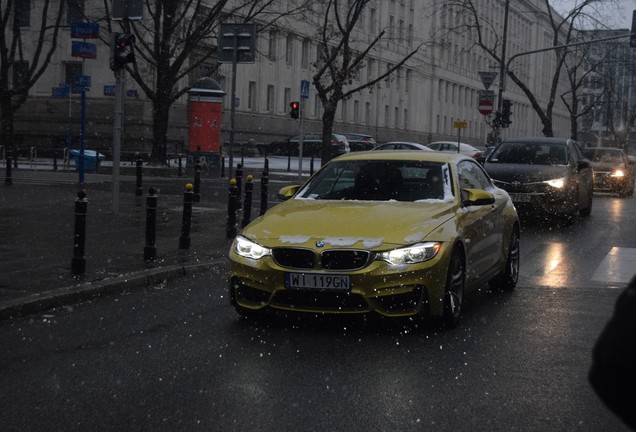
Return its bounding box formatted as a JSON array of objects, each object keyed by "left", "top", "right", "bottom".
[
  {"left": 277, "top": 185, "right": 301, "bottom": 201},
  {"left": 462, "top": 188, "right": 495, "bottom": 206}
]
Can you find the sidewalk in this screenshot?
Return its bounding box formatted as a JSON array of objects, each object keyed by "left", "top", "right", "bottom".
[{"left": 0, "top": 156, "right": 315, "bottom": 320}]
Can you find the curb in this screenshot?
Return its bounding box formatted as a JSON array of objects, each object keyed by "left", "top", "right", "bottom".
[{"left": 0, "top": 261, "right": 222, "bottom": 321}]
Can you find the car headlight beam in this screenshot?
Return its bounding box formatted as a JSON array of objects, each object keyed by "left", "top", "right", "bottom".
[
  {"left": 611, "top": 169, "right": 625, "bottom": 178},
  {"left": 544, "top": 177, "right": 565, "bottom": 188},
  {"left": 234, "top": 236, "right": 271, "bottom": 260},
  {"left": 377, "top": 242, "right": 441, "bottom": 265}
]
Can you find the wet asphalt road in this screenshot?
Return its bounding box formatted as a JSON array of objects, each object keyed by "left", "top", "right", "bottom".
[{"left": 1, "top": 194, "right": 635, "bottom": 431}]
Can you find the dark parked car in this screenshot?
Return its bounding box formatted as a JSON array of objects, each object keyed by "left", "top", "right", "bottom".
[
  {"left": 582, "top": 147, "right": 635, "bottom": 197},
  {"left": 267, "top": 134, "right": 350, "bottom": 157},
  {"left": 343, "top": 134, "right": 377, "bottom": 151},
  {"left": 483, "top": 137, "right": 593, "bottom": 221},
  {"left": 373, "top": 141, "right": 433, "bottom": 151}
]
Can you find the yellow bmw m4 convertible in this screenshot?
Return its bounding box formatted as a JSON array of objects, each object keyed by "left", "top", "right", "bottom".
[{"left": 229, "top": 151, "right": 520, "bottom": 328}]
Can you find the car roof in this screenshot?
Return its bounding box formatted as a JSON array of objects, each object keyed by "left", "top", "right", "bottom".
[
  {"left": 428, "top": 141, "right": 479, "bottom": 150},
  {"left": 332, "top": 150, "right": 470, "bottom": 164},
  {"left": 501, "top": 137, "right": 573, "bottom": 145}
]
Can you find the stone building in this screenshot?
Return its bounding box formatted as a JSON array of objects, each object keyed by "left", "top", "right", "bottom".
[{"left": 6, "top": 0, "right": 574, "bottom": 160}]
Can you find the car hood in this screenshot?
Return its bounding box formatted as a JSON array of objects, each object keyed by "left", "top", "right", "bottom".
[
  {"left": 589, "top": 161, "right": 624, "bottom": 171},
  {"left": 485, "top": 163, "right": 570, "bottom": 183},
  {"left": 241, "top": 199, "right": 457, "bottom": 249}
]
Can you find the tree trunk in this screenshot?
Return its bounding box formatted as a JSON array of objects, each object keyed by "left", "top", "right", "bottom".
[
  {"left": 0, "top": 96, "right": 15, "bottom": 154},
  {"left": 150, "top": 100, "right": 170, "bottom": 165},
  {"left": 321, "top": 102, "right": 337, "bottom": 163}
]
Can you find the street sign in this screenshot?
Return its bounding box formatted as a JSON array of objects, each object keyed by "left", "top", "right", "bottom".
[
  {"left": 104, "top": 85, "right": 116, "bottom": 96},
  {"left": 478, "top": 89, "right": 496, "bottom": 100},
  {"left": 71, "top": 41, "right": 97, "bottom": 59},
  {"left": 70, "top": 22, "right": 99, "bottom": 39},
  {"left": 218, "top": 23, "right": 256, "bottom": 63},
  {"left": 76, "top": 75, "right": 91, "bottom": 89},
  {"left": 453, "top": 121, "right": 468, "bottom": 129},
  {"left": 300, "top": 80, "right": 310, "bottom": 99},
  {"left": 478, "top": 71, "right": 498, "bottom": 90},
  {"left": 52, "top": 86, "right": 69, "bottom": 98},
  {"left": 478, "top": 100, "right": 494, "bottom": 116}
]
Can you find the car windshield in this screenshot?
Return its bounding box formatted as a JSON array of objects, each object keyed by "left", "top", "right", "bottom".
[
  {"left": 296, "top": 160, "right": 453, "bottom": 202},
  {"left": 489, "top": 142, "right": 568, "bottom": 165},
  {"left": 583, "top": 149, "right": 623, "bottom": 163}
]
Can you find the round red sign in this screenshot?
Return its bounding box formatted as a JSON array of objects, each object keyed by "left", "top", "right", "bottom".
[{"left": 478, "top": 100, "right": 493, "bottom": 116}]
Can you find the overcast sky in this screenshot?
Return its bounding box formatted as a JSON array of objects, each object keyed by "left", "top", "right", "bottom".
[{"left": 552, "top": 0, "right": 635, "bottom": 29}]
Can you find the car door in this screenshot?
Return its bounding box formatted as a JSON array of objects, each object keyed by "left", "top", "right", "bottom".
[
  {"left": 456, "top": 160, "right": 506, "bottom": 283},
  {"left": 570, "top": 142, "right": 593, "bottom": 207}
]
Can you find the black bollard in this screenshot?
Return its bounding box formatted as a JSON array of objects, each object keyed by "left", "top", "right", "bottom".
[
  {"left": 135, "top": 155, "right": 143, "bottom": 197},
  {"left": 260, "top": 169, "right": 268, "bottom": 216},
  {"left": 242, "top": 175, "right": 254, "bottom": 228},
  {"left": 71, "top": 190, "right": 88, "bottom": 275},
  {"left": 144, "top": 187, "right": 158, "bottom": 262},
  {"left": 179, "top": 183, "right": 194, "bottom": 249},
  {"left": 264, "top": 156, "right": 270, "bottom": 174},
  {"left": 226, "top": 179, "right": 238, "bottom": 239},
  {"left": 235, "top": 163, "right": 243, "bottom": 210},
  {"left": 193, "top": 162, "right": 201, "bottom": 203},
  {"left": 5, "top": 156, "right": 12, "bottom": 186},
  {"left": 220, "top": 156, "right": 225, "bottom": 178}
]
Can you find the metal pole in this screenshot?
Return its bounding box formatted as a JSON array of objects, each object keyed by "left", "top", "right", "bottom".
[
  {"left": 112, "top": 69, "right": 125, "bottom": 213},
  {"left": 79, "top": 87, "right": 86, "bottom": 185},
  {"left": 228, "top": 28, "right": 239, "bottom": 180},
  {"left": 298, "top": 103, "right": 304, "bottom": 181}
]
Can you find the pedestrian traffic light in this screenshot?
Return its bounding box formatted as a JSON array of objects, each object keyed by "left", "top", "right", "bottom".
[
  {"left": 110, "top": 32, "right": 135, "bottom": 71},
  {"left": 289, "top": 101, "right": 299, "bottom": 119}
]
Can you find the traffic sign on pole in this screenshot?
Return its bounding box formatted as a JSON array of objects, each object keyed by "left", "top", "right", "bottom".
[
  {"left": 478, "top": 100, "right": 493, "bottom": 116},
  {"left": 478, "top": 71, "right": 498, "bottom": 90}
]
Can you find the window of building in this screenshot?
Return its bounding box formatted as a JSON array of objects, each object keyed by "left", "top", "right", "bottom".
[
  {"left": 367, "top": 58, "right": 374, "bottom": 82},
  {"left": 285, "top": 34, "right": 293, "bottom": 65},
  {"left": 394, "top": 107, "right": 399, "bottom": 129},
  {"left": 365, "top": 102, "right": 371, "bottom": 126},
  {"left": 301, "top": 39, "right": 310, "bottom": 68},
  {"left": 248, "top": 81, "right": 256, "bottom": 110},
  {"left": 266, "top": 84, "right": 275, "bottom": 112},
  {"left": 268, "top": 30, "right": 277, "bottom": 60},
  {"left": 15, "top": 0, "right": 31, "bottom": 27},
  {"left": 384, "top": 105, "right": 389, "bottom": 127},
  {"left": 12, "top": 61, "right": 29, "bottom": 90},
  {"left": 341, "top": 99, "right": 348, "bottom": 122},
  {"left": 67, "top": 0, "right": 84, "bottom": 24},
  {"left": 403, "top": 108, "right": 408, "bottom": 130},
  {"left": 284, "top": 87, "right": 291, "bottom": 112},
  {"left": 354, "top": 100, "right": 360, "bottom": 124}
]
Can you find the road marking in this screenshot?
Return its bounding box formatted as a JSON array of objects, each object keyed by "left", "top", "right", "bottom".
[{"left": 592, "top": 247, "right": 636, "bottom": 284}]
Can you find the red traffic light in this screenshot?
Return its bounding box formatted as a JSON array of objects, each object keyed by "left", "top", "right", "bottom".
[{"left": 289, "top": 101, "right": 299, "bottom": 119}]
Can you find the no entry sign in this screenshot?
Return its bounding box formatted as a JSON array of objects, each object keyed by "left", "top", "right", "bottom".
[{"left": 478, "top": 100, "right": 493, "bottom": 116}]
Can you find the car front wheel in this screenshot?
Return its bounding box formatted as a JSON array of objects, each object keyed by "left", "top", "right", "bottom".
[{"left": 443, "top": 247, "right": 465, "bottom": 328}]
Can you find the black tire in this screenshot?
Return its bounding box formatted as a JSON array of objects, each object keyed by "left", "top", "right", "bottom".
[
  {"left": 442, "top": 247, "right": 465, "bottom": 329},
  {"left": 489, "top": 227, "right": 520, "bottom": 291}
]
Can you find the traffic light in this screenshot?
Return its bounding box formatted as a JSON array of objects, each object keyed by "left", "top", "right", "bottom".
[
  {"left": 501, "top": 99, "right": 512, "bottom": 127},
  {"left": 289, "top": 101, "right": 299, "bottom": 119},
  {"left": 110, "top": 32, "right": 135, "bottom": 71}
]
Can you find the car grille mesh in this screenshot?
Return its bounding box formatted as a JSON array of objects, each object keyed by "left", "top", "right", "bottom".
[{"left": 272, "top": 248, "right": 371, "bottom": 270}]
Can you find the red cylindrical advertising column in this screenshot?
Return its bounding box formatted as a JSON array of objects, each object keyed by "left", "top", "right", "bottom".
[{"left": 187, "top": 77, "right": 226, "bottom": 169}]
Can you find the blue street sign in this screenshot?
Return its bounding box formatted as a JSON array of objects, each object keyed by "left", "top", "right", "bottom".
[
  {"left": 126, "top": 89, "right": 139, "bottom": 97},
  {"left": 300, "top": 80, "right": 310, "bottom": 99},
  {"left": 103, "top": 85, "right": 116, "bottom": 96},
  {"left": 71, "top": 41, "right": 97, "bottom": 59},
  {"left": 52, "top": 86, "right": 69, "bottom": 98},
  {"left": 76, "top": 75, "right": 91, "bottom": 88},
  {"left": 70, "top": 22, "right": 99, "bottom": 39}
]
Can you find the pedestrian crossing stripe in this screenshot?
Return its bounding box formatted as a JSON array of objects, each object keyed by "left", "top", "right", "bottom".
[{"left": 592, "top": 247, "right": 636, "bottom": 284}]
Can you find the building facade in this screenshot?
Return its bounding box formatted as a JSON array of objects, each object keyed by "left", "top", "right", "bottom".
[{"left": 6, "top": 0, "right": 574, "bottom": 159}]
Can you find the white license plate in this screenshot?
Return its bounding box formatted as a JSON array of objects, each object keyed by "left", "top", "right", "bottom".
[
  {"left": 510, "top": 193, "right": 532, "bottom": 203},
  {"left": 285, "top": 273, "right": 350, "bottom": 290}
]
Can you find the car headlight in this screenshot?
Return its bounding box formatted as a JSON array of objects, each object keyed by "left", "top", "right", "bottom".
[
  {"left": 611, "top": 169, "right": 625, "bottom": 178},
  {"left": 234, "top": 236, "right": 271, "bottom": 260},
  {"left": 544, "top": 177, "right": 565, "bottom": 188},
  {"left": 377, "top": 242, "right": 441, "bottom": 265}
]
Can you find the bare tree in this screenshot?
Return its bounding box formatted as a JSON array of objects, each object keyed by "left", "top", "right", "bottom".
[
  {"left": 443, "top": 0, "right": 607, "bottom": 138},
  {"left": 0, "top": 0, "right": 66, "bottom": 154},
  {"left": 312, "top": 0, "right": 422, "bottom": 162},
  {"left": 99, "top": 0, "right": 307, "bottom": 165}
]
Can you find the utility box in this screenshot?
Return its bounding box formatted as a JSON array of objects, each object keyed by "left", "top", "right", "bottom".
[{"left": 187, "top": 77, "right": 226, "bottom": 168}]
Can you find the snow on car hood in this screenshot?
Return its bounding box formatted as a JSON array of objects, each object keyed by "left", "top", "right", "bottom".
[{"left": 241, "top": 198, "right": 456, "bottom": 249}]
